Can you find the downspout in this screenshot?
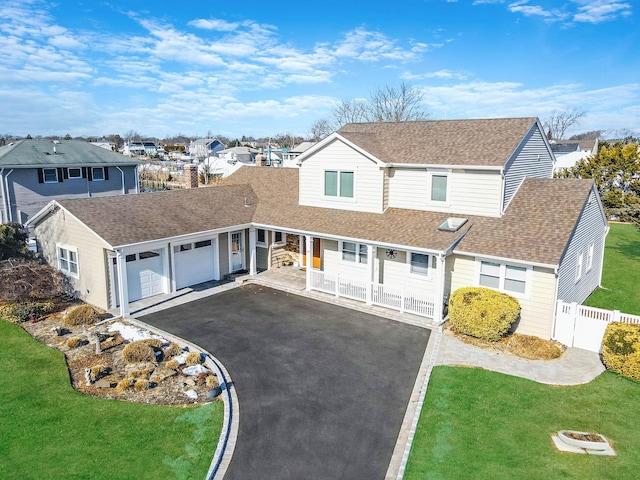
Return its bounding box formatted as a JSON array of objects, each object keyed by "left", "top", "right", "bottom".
[
  {"left": 135, "top": 165, "right": 140, "bottom": 193},
  {"left": 3, "top": 168, "right": 14, "bottom": 222},
  {"left": 550, "top": 264, "right": 561, "bottom": 341},
  {"left": 0, "top": 168, "right": 5, "bottom": 223},
  {"left": 116, "top": 166, "right": 125, "bottom": 194}
]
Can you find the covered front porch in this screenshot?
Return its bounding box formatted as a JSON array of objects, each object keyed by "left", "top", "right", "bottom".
[{"left": 247, "top": 228, "right": 446, "bottom": 323}]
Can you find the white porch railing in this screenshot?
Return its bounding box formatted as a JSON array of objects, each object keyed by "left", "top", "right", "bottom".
[
  {"left": 310, "top": 270, "right": 435, "bottom": 319},
  {"left": 554, "top": 300, "right": 640, "bottom": 352}
]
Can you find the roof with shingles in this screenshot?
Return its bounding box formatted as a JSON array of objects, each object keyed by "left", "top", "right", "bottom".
[
  {"left": 455, "top": 177, "right": 594, "bottom": 265},
  {"left": 41, "top": 166, "right": 594, "bottom": 267},
  {"left": 0, "top": 139, "right": 140, "bottom": 167},
  {"left": 336, "top": 117, "right": 538, "bottom": 166}
]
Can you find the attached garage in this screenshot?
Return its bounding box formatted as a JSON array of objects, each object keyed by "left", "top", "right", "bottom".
[
  {"left": 173, "top": 238, "right": 218, "bottom": 289},
  {"left": 126, "top": 250, "right": 166, "bottom": 302}
]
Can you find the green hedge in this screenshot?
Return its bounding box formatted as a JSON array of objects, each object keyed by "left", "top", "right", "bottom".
[
  {"left": 448, "top": 287, "right": 520, "bottom": 341},
  {"left": 601, "top": 322, "right": 640, "bottom": 381},
  {"left": 0, "top": 301, "right": 54, "bottom": 323}
]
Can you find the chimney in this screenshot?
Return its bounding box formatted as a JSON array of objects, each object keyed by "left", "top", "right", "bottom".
[{"left": 184, "top": 164, "right": 199, "bottom": 188}]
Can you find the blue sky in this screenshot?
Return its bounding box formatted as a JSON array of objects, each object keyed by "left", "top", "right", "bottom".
[{"left": 0, "top": 0, "right": 637, "bottom": 139}]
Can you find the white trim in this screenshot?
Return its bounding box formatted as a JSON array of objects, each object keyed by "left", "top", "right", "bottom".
[
  {"left": 229, "top": 230, "right": 245, "bottom": 272},
  {"left": 91, "top": 166, "right": 105, "bottom": 181},
  {"left": 340, "top": 240, "right": 368, "bottom": 265},
  {"left": 428, "top": 170, "right": 450, "bottom": 205},
  {"left": 56, "top": 243, "right": 79, "bottom": 278},
  {"left": 475, "top": 257, "right": 532, "bottom": 299},
  {"left": 586, "top": 244, "right": 594, "bottom": 272},
  {"left": 43, "top": 167, "right": 58, "bottom": 183},
  {"left": 386, "top": 163, "right": 503, "bottom": 171},
  {"left": 256, "top": 228, "right": 268, "bottom": 247},
  {"left": 323, "top": 169, "right": 355, "bottom": 201},
  {"left": 67, "top": 167, "right": 82, "bottom": 179},
  {"left": 408, "top": 252, "right": 432, "bottom": 278},
  {"left": 575, "top": 251, "right": 584, "bottom": 282},
  {"left": 455, "top": 249, "right": 556, "bottom": 270},
  {"left": 272, "top": 230, "right": 286, "bottom": 246}
]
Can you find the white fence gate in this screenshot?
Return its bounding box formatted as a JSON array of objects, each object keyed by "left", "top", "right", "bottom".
[{"left": 554, "top": 301, "right": 640, "bottom": 352}]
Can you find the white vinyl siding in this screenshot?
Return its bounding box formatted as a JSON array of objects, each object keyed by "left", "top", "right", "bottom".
[
  {"left": 299, "top": 138, "right": 384, "bottom": 213},
  {"left": 388, "top": 168, "right": 503, "bottom": 216},
  {"left": 449, "top": 254, "right": 558, "bottom": 339},
  {"left": 503, "top": 123, "right": 554, "bottom": 210},
  {"left": 378, "top": 249, "right": 437, "bottom": 294}
]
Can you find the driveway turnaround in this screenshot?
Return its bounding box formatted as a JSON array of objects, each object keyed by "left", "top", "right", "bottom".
[{"left": 139, "top": 284, "right": 430, "bottom": 480}]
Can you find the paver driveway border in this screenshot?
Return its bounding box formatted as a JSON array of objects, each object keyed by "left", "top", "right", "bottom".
[{"left": 135, "top": 282, "right": 435, "bottom": 480}]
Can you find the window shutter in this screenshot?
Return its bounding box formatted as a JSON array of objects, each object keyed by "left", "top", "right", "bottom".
[
  {"left": 63, "top": 168, "right": 69, "bottom": 179},
  {"left": 82, "top": 167, "right": 87, "bottom": 178},
  {"left": 57, "top": 168, "right": 64, "bottom": 182},
  {"left": 87, "top": 167, "right": 93, "bottom": 181},
  {"left": 104, "top": 167, "right": 109, "bottom": 180},
  {"left": 37, "top": 168, "right": 44, "bottom": 183}
]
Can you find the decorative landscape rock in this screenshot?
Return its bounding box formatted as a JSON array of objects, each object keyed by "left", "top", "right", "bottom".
[
  {"left": 184, "top": 389, "right": 198, "bottom": 399},
  {"left": 183, "top": 364, "right": 209, "bottom": 376},
  {"left": 150, "top": 367, "right": 177, "bottom": 383}
]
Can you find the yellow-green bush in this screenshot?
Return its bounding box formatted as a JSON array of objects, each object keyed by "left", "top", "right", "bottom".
[
  {"left": 134, "top": 379, "right": 149, "bottom": 392},
  {"left": 143, "top": 338, "right": 164, "bottom": 349},
  {"left": 0, "top": 301, "right": 54, "bottom": 323},
  {"left": 165, "top": 359, "right": 179, "bottom": 370},
  {"left": 122, "top": 341, "right": 156, "bottom": 364},
  {"left": 448, "top": 287, "right": 520, "bottom": 341},
  {"left": 601, "top": 322, "right": 640, "bottom": 381},
  {"left": 63, "top": 304, "right": 100, "bottom": 327},
  {"left": 186, "top": 351, "right": 203, "bottom": 366},
  {"left": 163, "top": 342, "right": 183, "bottom": 359}
]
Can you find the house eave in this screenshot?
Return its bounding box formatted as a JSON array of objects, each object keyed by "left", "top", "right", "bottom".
[
  {"left": 386, "top": 163, "right": 504, "bottom": 172},
  {"left": 453, "top": 249, "right": 558, "bottom": 270}
]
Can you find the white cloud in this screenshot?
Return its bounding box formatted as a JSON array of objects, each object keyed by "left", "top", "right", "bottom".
[
  {"left": 572, "top": 0, "right": 632, "bottom": 23},
  {"left": 401, "top": 69, "right": 469, "bottom": 81},
  {"left": 188, "top": 18, "right": 240, "bottom": 32}
]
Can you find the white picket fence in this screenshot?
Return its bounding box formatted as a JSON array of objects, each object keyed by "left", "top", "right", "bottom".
[
  {"left": 554, "top": 300, "right": 640, "bottom": 352},
  {"left": 309, "top": 270, "right": 435, "bottom": 318}
]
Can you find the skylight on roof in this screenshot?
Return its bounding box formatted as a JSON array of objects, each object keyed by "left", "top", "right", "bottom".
[{"left": 437, "top": 217, "right": 468, "bottom": 232}]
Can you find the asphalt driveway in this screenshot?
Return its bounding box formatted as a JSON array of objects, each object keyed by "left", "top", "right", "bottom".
[{"left": 139, "top": 284, "right": 430, "bottom": 480}]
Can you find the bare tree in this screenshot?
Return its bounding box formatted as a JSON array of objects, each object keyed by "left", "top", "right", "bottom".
[
  {"left": 367, "top": 82, "right": 429, "bottom": 122},
  {"left": 543, "top": 109, "right": 586, "bottom": 140},
  {"left": 308, "top": 119, "right": 334, "bottom": 141},
  {"left": 568, "top": 130, "right": 603, "bottom": 141},
  {"left": 332, "top": 98, "right": 369, "bottom": 127}
]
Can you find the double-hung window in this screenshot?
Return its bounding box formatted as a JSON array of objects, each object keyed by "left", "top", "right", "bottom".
[
  {"left": 410, "top": 253, "right": 430, "bottom": 276},
  {"left": 57, "top": 245, "right": 79, "bottom": 277},
  {"left": 587, "top": 244, "right": 594, "bottom": 272},
  {"left": 341, "top": 241, "right": 367, "bottom": 264},
  {"left": 43, "top": 168, "right": 58, "bottom": 183},
  {"left": 430, "top": 173, "right": 448, "bottom": 203},
  {"left": 576, "top": 252, "right": 584, "bottom": 282},
  {"left": 479, "top": 260, "right": 528, "bottom": 295},
  {"left": 325, "top": 170, "right": 354, "bottom": 198},
  {"left": 67, "top": 168, "right": 82, "bottom": 179},
  {"left": 92, "top": 167, "right": 105, "bottom": 181},
  {"left": 273, "top": 231, "right": 285, "bottom": 245},
  {"left": 257, "top": 229, "right": 267, "bottom": 247}
]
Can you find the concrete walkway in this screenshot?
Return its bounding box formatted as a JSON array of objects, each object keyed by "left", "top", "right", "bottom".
[{"left": 435, "top": 329, "right": 605, "bottom": 385}]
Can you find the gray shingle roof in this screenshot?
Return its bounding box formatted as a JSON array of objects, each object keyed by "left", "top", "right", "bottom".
[
  {"left": 337, "top": 117, "right": 538, "bottom": 166},
  {"left": 0, "top": 139, "right": 140, "bottom": 167}
]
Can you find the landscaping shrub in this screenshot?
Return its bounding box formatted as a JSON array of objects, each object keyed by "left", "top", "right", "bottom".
[
  {"left": 448, "top": 287, "right": 520, "bottom": 341},
  {"left": 166, "top": 360, "right": 179, "bottom": 370},
  {"left": 115, "top": 378, "right": 133, "bottom": 393},
  {"left": 163, "top": 342, "right": 183, "bottom": 358},
  {"left": 127, "top": 368, "right": 153, "bottom": 379},
  {"left": 0, "top": 259, "right": 73, "bottom": 303},
  {"left": 90, "top": 365, "right": 109, "bottom": 382},
  {"left": 66, "top": 337, "right": 83, "bottom": 349},
  {"left": 62, "top": 304, "right": 100, "bottom": 327},
  {"left": 134, "top": 379, "right": 149, "bottom": 392},
  {"left": 205, "top": 375, "right": 218, "bottom": 389},
  {"left": 0, "top": 301, "right": 54, "bottom": 323},
  {"left": 186, "top": 351, "right": 203, "bottom": 366},
  {"left": 122, "top": 341, "right": 155, "bottom": 364},
  {"left": 143, "top": 338, "right": 164, "bottom": 348},
  {"left": 601, "top": 322, "right": 640, "bottom": 381}
]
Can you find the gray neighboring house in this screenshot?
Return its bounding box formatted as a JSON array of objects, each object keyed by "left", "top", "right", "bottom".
[{"left": 0, "top": 139, "right": 140, "bottom": 224}]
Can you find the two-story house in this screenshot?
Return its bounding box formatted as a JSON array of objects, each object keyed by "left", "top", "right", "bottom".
[
  {"left": 26, "top": 118, "right": 608, "bottom": 342},
  {"left": 1, "top": 139, "right": 140, "bottom": 224}
]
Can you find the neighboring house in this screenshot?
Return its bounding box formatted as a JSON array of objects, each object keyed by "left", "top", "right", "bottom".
[
  {"left": 1, "top": 139, "right": 139, "bottom": 224},
  {"left": 27, "top": 118, "right": 608, "bottom": 343},
  {"left": 189, "top": 138, "right": 226, "bottom": 159},
  {"left": 90, "top": 139, "right": 117, "bottom": 151},
  {"left": 203, "top": 146, "right": 259, "bottom": 178},
  {"left": 281, "top": 141, "right": 316, "bottom": 168},
  {"left": 122, "top": 141, "right": 163, "bottom": 157},
  {"left": 551, "top": 138, "right": 599, "bottom": 173}
]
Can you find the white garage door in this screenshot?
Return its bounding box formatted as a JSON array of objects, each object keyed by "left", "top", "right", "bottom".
[
  {"left": 174, "top": 239, "right": 217, "bottom": 289},
  {"left": 126, "top": 250, "right": 165, "bottom": 302}
]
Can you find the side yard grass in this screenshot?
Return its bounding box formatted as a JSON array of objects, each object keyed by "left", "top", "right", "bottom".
[
  {"left": 584, "top": 222, "right": 640, "bottom": 315},
  {"left": 0, "top": 320, "right": 223, "bottom": 479},
  {"left": 404, "top": 366, "right": 640, "bottom": 480}
]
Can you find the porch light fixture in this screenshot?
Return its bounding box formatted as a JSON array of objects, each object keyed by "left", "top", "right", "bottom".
[{"left": 437, "top": 217, "right": 468, "bottom": 232}]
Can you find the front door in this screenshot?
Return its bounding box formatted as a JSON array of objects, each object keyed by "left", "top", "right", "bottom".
[
  {"left": 303, "top": 237, "right": 321, "bottom": 269},
  {"left": 231, "top": 231, "right": 244, "bottom": 272}
]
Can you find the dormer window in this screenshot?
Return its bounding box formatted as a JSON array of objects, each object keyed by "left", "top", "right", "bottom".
[
  {"left": 325, "top": 170, "right": 354, "bottom": 198},
  {"left": 430, "top": 174, "right": 448, "bottom": 203}
]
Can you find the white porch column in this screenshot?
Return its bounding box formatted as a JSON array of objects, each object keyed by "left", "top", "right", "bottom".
[
  {"left": 298, "top": 234, "right": 304, "bottom": 267},
  {"left": 305, "top": 235, "right": 312, "bottom": 291},
  {"left": 366, "top": 244, "right": 375, "bottom": 305},
  {"left": 116, "top": 250, "right": 129, "bottom": 318},
  {"left": 434, "top": 254, "right": 446, "bottom": 323},
  {"left": 249, "top": 226, "right": 257, "bottom": 276}
]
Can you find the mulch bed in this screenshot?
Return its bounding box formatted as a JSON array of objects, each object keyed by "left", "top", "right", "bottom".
[{"left": 21, "top": 310, "right": 216, "bottom": 406}]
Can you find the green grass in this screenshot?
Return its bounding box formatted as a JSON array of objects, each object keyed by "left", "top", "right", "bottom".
[
  {"left": 404, "top": 366, "right": 640, "bottom": 480},
  {"left": 0, "top": 320, "right": 223, "bottom": 480},
  {"left": 584, "top": 222, "right": 640, "bottom": 315}
]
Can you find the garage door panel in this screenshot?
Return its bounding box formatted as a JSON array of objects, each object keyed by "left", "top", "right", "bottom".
[
  {"left": 175, "top": 240, "right": 216, "bottom": 289},
  {"left": 126, "top": 251, "right": 164, "bottom": 302}
]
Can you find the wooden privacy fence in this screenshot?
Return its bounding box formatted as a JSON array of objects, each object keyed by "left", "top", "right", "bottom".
[{"left": 554, "top": 300, "right": 640, "bottom": 352}]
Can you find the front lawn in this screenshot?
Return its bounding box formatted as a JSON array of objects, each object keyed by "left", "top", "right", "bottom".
[
  {"left": 584, "top": 222, "right": 640, "bottom": 315},
  {"left": 404, "top": 366, "right": 640, "bottom": 480},
  {"left": 0, "top": 320, "right": 223, "bottom": 479}
]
